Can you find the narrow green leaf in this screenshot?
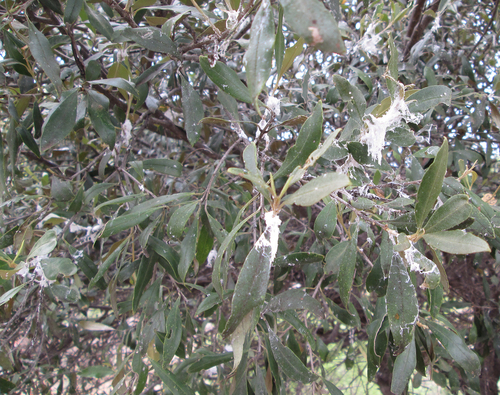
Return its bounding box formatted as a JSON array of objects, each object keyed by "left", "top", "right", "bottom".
[
  {"left": 163, "top": 299, "right": 183, "bottom": 367},
  {"left": 87, "top": 78, "right": 139, "bottom": 98},
  {"left": 391, "top": 335, "right": 416, "bottom": 395},
  {"left": 274, "top": 101, "right": 324, "bottom": 179},
  {"left": 243, "top": 142, "right": 260, "bottom": 175},
  {"left": 415, "top": 138, "right": 448, "bottom": 228},
  {"left": 277, "top": 38, "right": 305, "bottom": 85},
  {"left": 102, "top": 208, "right": 159, "bottom": 238},
  {"left": 245, "top": 0, "right": 275, "bottom": 100},
  {"left": 212, "top": 209, "right": 258, "bottom": 297},
  {"left": 84, "top": 2, "right": 114, "bottom": 40},
  {"left": 275, "top": 5, "right": 285, "bottom": 81},
  {"left": 87, "top": 90, "right": 116, "bottom": 148},
  {"left": 268, "top": 327, "right": 318, "bottom": 383},
  {"left": 89, "top": 239, "right": 127, "bottom": 288},
  {"left": 200, "top": 56, "right": 252, "bottom": 103},
  {"left": 187, "top": 352, "right": 233, "bottom": 373},
  {"left": 407, "top": 86, "right": 452, "bottom": 114},
  {"left": 83, "top": 183, "right": 116, "bottom": 205},
  {"left": 128, "top": 193, "right": 193, "bottom": 216},
  {"left": 40, "top": 90, "right": 79, "bottom": 151},
  {"left": 264, "top": 289, "right": 323, "bottom": 317},
  {"left": 274, "top": 252, "right": 323, "bottom": 267},
  {"left": 424, "top": 195, "right": 472, "bottom": 234},
  {"left": 338, "top": 239, "right": 357, "bottom": 310},
  {"left": 28, "top": 22, "right": 63, "bottom": 94},
  {"left": 150, "top": 359, "right": 196, "bottom": 395},
  {"left": 387, "top": 254, "right": 419, "bottom": 354},
  {"left": 281, "top": 0, "right": 345, "bottom": 54},
  {"left": 121, "top": 27, "right": 178, "bottom": 56},
  {"left": 181, "top": 77, "right": 203, "bottom": 145},
  {"left": 140, "top": 158, "right": 182, "bottom": 177},
  {"left": 423, "top": 231, "right": 490, "bottom": 254},
  {"left": 79, "top": 366, "right": 114, "bottom": 379},
  {"left": 178, "top": 217, "right": 199, "bottom": 281},
  {"left": 17, "top": 125, "right": 40, "bottom": 157},
  {"left": 324, "top": 379, "right": 344, "bottom": 395},
  {"left": 64, "top": 0, "right": 83, "bottom": 24},
  {"left": 282, "top": 172, "right": 350, "bottom": 207},
  {"left": 132, "top": 254, "right": 155, "bottom": 311},
  {"left": 468, "top": 205, "right": 495, "bottom": 238},
  {"left": 332, "top": 76, "right": 366, "bottom": 121},
  {"left": 0, "top": 284, "right": 26, "bottom": 307},
  {"left": 167, "top": 202, "right": 198, "bottom": 240},
  {"left": 227, "top": 168, "right": 272, "bottom": 202},
  {"left": 426, "top": 320, "right": 481, "bottom": 375},
  {"left": 325, "top": 241, "right": 350, "bottom": 275},
  {"left": 314, "top": 201, "right": 337, "bottom": 240},
  {"left": 33, "top": 101, "right": 43, "bottom": 139},
  {"left": 223, "top": 229, "right": 274, "bottom": 337},
  {"left": 28, "top": 230, "right": 57, "bottom": 260}
]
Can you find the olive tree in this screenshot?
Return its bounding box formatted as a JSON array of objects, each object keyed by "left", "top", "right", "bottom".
[{"left": 1, "top": 0, "right": 500, "bottom": 394}]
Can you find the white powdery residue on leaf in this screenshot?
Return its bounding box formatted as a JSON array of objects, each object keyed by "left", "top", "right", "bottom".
[
  {"left": 113, "top": 120, "right": 133, "bottom": 157},
  {"left": 360, "top": 86, "right": 423, "bottom": 163},
  {"left": 206, "top": 249, "right": 218, "bottom": 268},
  {"left": 226, "top": 10, "right": 239, "bottom": 30},
  {"left": 255, "top": 211, "right": 281, "bottom": 265},
  {"left": 350, "top": 22, "right": 381, "bottom": 55},
  {"left": 69, "top": 219, "right": 103, "bottom": 243}
]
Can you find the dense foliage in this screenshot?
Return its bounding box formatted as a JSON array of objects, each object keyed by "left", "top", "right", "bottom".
[{"left": 1, "top": 0, "right": 500, "bottom": 394}]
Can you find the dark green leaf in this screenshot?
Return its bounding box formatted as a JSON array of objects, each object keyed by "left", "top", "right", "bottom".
[
  {"left": 187, "top": 352, "right": 233, "bottom": 373},
  {"left": 391, "top": 335, "right": 416, "bottom": 395},
  {"left": 64, "top": 0, "right": 83, "bottom": 24},
  {"left": 181, "top": 77, "right": 204, "bottom": 145},
  {"left": 89, "top": 239, "right": 127, "bottom": 288},
  {"left": 132, "top": 254, "right": 155, "bottom": 311},
  {"left": 178, "top": 216, "right": 199, "bottom": 281},
  {"left": 40, "top": 89, "right": 79, "bottom": 151},
  {"left": 333, "top": 76, "right": 366, "bottom": 121},
  {"left": 200, "top": 56, "right": 252, "bottom": 103},
  {"left": 387, "top": 254, "right": 418, "bottom": 354},
  {"left": 28, "top": 22, "right": 63, "bottom": 94},
  {"left": 423, "top": 231, "right": 490, "bottom": 254},
  {"left": 245, "top": 0, "right": 275, "bottom": 100},
  {"left": 274, "top": 101, "right": 323, "bottom": 179},
  {"left": 84, "top": 3, "right": 114, "bottom": 40},
  {"left": 264, "top": 289, "right": 323, "bottom": 317},
  {"left": 274, "top": 252, "right": 324, "bottom": 267},
  {"left": 167, "top": 201, "right": 198, "bottom": 240},
  {"left": 338, "top": 239, "right": 357, "bottom": 310},
  {"left": 139, "top": 158, "right": 183, "bottom": 177},
  {"left": 424, "top": 194, "right": 472, "bottom": 233},
  {"left": 426, "top": 320, "right": 481, "bottom": 375},
  {"left": 17, "top": 125, "right": 40, "bottom": 157},
  {"left": 87, "top": 78, "right": 139, "bottom": 98},
  {"left": 101, "top": 208, "right": 158, "bottom": 238},
  {"left": 325, "top": 241, "right": 351, "bottom": 276},
  {"left": 323, "top": 379, "right": 344, "bottom": 395},
  {"left": 87, "top": 90, "right": 116, "bottom": 148},
  {"left": 150, "top": 359, "right": 196, "bottom": 395},
  {"left": 314, "top": 201, "right": 337, "bottom": 240},
  {"left": 268, "top": 327, "right": 318, "bottom": 383},
  {"left": 163, "top": 299, "right": 183, "bottom": 367},
  {"left": 415, "top": 138, "right": 448, "bottom": 228},
  {"left": 120, "top": 27, "right": 178, "bottom": 56}
]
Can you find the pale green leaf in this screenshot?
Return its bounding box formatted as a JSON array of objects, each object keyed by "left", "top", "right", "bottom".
[
  {"left": 268, "top": 327, "right": 318, "bottom": 383},
  {"left": 200, "top": 56, "right": 252, "bottom": 103},
  {"left": 314, "top": 201, "right": 337, "bottom": 240},
  {"left": 281, "top": 0, "right": 345, "bottom": 54},
  {"left": 407, "top": 86, "right": 452, "bottom": 114},
  {"left": 28, "top": 22, "right": 63, "bottom": 94},
  {"left": 120, "top": 27, "right": 178, "bottom": 56},
  {"left": 387, "top": 254, "right": 418, "bottom": 354},
  {"left": 282, "top": 172, "right": 350, "bottom": 207},
  {"left": 391, "top": 335, "right": 416, "bottom": 395},
  {"left": 423, "top": 231, "right": 490, "bottom": 254},
  {"left": 40, "top": 90, "right": 78, "bottom": 151},
  {"left": 181, "top": 77, "right": 204, "bottom": 145},
  {"left": 424, "top": 194, "right": 472, "bottom": 233},
  {"left": 245, "top": 0, "right": 275, "bottom": 100}
]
